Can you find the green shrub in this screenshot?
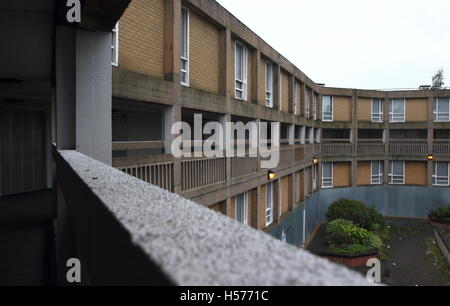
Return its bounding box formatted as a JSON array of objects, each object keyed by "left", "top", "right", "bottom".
[
  {"left": 430, "top": 206, "right": 450, "bottom": 222},
  {"left": 326, "top": 219, "right": 383, "bottom": 254},
  {"left": 326, "top": 198, "right": 384, "bottom": 230}
]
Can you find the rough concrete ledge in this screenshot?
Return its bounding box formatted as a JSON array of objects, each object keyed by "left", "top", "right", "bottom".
[{"left": 57, "top": 150, "right": 374, "bottom": 286}]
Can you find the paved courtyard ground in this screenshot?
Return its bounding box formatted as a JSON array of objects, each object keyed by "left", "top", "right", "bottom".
[{"left": 354, "top": 218, "right": 450, "bottom": 286}]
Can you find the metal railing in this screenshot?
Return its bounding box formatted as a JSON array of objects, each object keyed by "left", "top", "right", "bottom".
[
  {"left": 231, "top": 155, "right": 258, "bottom": 178},
  {"left": 357, "top": 143, "right": 385, "bottom": 156},
  {"left": 389, "top": 143, "right": 428, "bottom": 155},
  {"left": 321, "top": 143, "right": 352, "bottom": 157},
  {"left": 118, "top": 162, "right": 174, "bottom": 192},
  {"left": 181, "top": 157, "right": 226, "bottom": 191}
]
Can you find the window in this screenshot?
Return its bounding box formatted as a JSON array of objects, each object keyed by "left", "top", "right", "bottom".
[
  {"left": 312, "top": 164, "right": 318, "bottom": 190},
  {"left": 434, "top": 98, "right": 450, "bottom": 122},
  {"left": 235, "top": 42, "right": 248, "bottom": 100},
  {"left": 389, "top": 161, "right": 405, "bottom": 184},
  {"left": 180, "top": 8, "right": 189, "bottom": 86},
  {"left": 312, "top": 93, "right": 317, "bottom": 120},
  {"left": 371, "top": 161, "right": 383, "bottom": 185},
  {"left": 322, "top": 162, "right": 333, "bottom": 188},
  {"left": 305, "top": 90, "right": 310, "bottom": 118},
  {"left": 111, "top": 22, "right": 119, "bottom": 66},
  {"left": 265, "top": 183, "right": 273, "bottom": 226},
  {"left": 433, "top": 162, "right": 449, "bottom": 186},
  {"left": 235, "top": 193, "right": 248, "bottom": 225},
  {"left": 322, "top": 96, "right": 333, "bottom": 121},
  {"left": 371, "top": 98, "right": 383, "bottom": 122},
  {"left": 389, "top": 99, "right": 405, "bottom": 123},
  {"left": 265, "top": 62, "right": 273, "bottom": 107}
]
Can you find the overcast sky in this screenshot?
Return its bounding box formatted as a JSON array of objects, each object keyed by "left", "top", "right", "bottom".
[{"left": 215, "top": 0, "right": 450, "bottom": 90}]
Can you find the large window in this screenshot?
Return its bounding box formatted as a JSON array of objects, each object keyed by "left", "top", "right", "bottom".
[
  {"left": 265, "top": 183, "right": 273, "bottom": 227},
  {"left": 371, "top": 98, "right": 383, "bottom": 123},
  {"left": 322, "top": 162, "right": 333, "bottom": 188},
  {"left": 235, "top": 193, "right": 248, "bottom": 225},
  {"left": 322, "top": 96, "right": 333, "bottom": 122},
  {"left": 265, "top": 62, "right": 273, "bottom": 107},
  {"left": 305, "top": 89, "right": 310, "bottom": 118},
  {"left": 235, "top": 42, "right": 248, "bottom": 101},
  {"left": 433, "top": 162, "right": 449, "bottom": 186},
  {"left": 313, "top": 93, "right": 317, "bottom": 120},
  {"left": 371, "top": 161, "right": 383, "bottom": 185},
  {"left": 389, "top": 99, "right": 405, "bottom": 123},
  {"left": 389, "top": 161, "right": 405, "bottom": 184},
  {"left": 180, "top": 8, "right": 189, "bottom": 86},
  {"left": 111, "top": 22, "right": 119, "bottom": 66},
  {"left": 434, "top": 98, "right": 450, "bottom": 122}
]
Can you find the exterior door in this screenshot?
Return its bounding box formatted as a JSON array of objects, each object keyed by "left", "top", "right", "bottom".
[{"left": 0, "top": 107, "right": 46, "bottom": 196}]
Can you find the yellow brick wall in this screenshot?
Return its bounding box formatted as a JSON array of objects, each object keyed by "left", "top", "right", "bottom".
[
  {"left": 281, "top": 71, "right": 290, "bottom": 113},
  {"left": 189, "top": 11, "right": 220, "bottom": 94},
  {"left": 119, "top": 0, "right": 165, "bottom": 79},
  {"left": 259, "top": 184, "right": 267, "bottom": 229},
  {"left": 405, "top": 162, "right": 427, "bottom": 186},
  {"left": 357, "top": 161, "right": 371, "bottom": 186},
  {"left": 333, "top": 162, "right": 351, "bottom": 187},
  {"left": 357, "top": 98, "right": 372, "bottom": 121},
  {"left": 334, "top": 96, "right": 352, "bottom": 121},
  {"left": 258, "top": 57, "right": 266, "bottom": 106},
  {"left": 406, "top": 98, "right": 428, "bottom": 122}
]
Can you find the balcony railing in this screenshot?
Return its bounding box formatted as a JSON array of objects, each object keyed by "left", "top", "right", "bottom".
[
  {"left": 321, "top": 143, "right": 352, "bottom": 157},
  {"left": 357, "top": 143, "right": 385, "bottom": 156},
  {"left": 434, "top": 143, "right": 450, "bottom": 156},
  {"left": 181, "top": 157, "right": 226, "bottom": 191},
  {"left": 55, "top": 149, "right": 371, "bottom": 286},
  {"left": 118, "top": 162, "right": 174, "bottom": 192},
  {"left": 389, "top": 143, "right": 428, "bottom": 155},
  {"left": 231, "top": 155, "right": 258, "bottom": 178}
]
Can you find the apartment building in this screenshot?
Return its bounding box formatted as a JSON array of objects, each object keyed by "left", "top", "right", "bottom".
[{"left": 109, "top": 0, "right": 450, "bottom": 242}]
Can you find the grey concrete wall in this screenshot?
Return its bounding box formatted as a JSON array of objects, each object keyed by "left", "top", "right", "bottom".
[{"left": 270, "top": 186, "right": 450, "bottom": 247}]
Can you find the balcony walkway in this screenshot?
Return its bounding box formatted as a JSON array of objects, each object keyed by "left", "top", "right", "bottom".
[{"left": 56, "top": 150, "right": 373, "bottom": 286}]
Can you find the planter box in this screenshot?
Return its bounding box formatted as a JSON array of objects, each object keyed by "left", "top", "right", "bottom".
[
  {"left": 429, "top": 216, "right": 450, "bottom": 231},
  {"left": 323, "top": 254, "right": 378, "bottom": 268},
  {"left": 432, "top": 223, "right": 450, "bottom": 273}
]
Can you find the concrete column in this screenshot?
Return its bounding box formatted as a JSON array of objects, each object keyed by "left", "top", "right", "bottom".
[
  {"left": 252, "top": 49, "right": 261, "bottom": 104},
  {"left": 219, "top": 28, "right": 233, "bottom": 97},
  {"left": 427, "top": 94, "right": 435, "bottom": 186},
  {"left": 252, "top": 186, "right": 261, "bottom": 229},
  {"left": 55, "top": 26, "right": 76, "bottom": 150},
  {"left": 351, "top": 90, "right": 358, "bottom": 187},
  {"left": 289, "top": 75, "right": 295, "bottom": 114},
  {"left": 221, "top": 113, "right": 232, "bottom": 181},
  {"left": 273, "top": 179, "right": 280, "bottom": 223},
  {"left": 75, "top": 29, "right": 112, "bottom": 165},
  {"left": 165, "top": 104, "right": 182, "bottom": 193},
  {"left": 273, "top": 65, "right": 281, "bottom": 111},
  {"left": 164, "top": 0, "right": 181, "bottom": 83}
]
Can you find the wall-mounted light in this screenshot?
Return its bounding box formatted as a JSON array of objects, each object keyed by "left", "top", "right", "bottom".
[
  {"left": 312, "top": 157, "right": 319, "bottom": 165},
  {"left": 427, "top": 154, "right": 434, "bottom": 161},
  {"left": 268, "top": 170, "right": 276, "bottom": 180}
]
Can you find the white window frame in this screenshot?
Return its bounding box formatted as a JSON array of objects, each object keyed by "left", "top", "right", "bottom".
[
  {"left": 389, "top": 98, "right": 405, "bottom": 123},
  {"left": 389, "top": 161, "right": 405, "bottom": 185},
  {"left": 371, "top": 98, "right": 383, "bottom": 123},
  {"left": 111, "top": 22, "right": 119, "bottom": 67},
  {"left": 265, "top": 61, "right": 273, "bottom": 108},
  {"left": 321, "top": 162, "right": 333, "bottom": 188},
  {"left": 434, "top": 98, "right": 450, "bottom": 122},
  {"left": 371, "top": 161, "right": 383, "bottom": 185},
  {"left": 235, "top": 42, "right": 248, "bottom": 101},
  {"left": 312, "top": 164, "right": 318, "bottom": 190},
  {"left": 265, "top": 183, "right": 273, "bottom": 227},
  {"left": 322, "top": 96, "right": 333, "bottom": 122},
  {"left": 433, "top": 162, "right": 449, "bottom": 186},
  {"left": 180, "top": 8, "right": 190, "bottom": 86},
  {"left": 235, "top": 192, "right": 248, "bottom": 225}
]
